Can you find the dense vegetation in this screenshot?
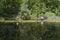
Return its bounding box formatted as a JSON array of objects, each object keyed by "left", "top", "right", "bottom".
[
  {"left": 0, "top": 0, "right": 21, "bottom": 19},
  {"left": 0, "top": 0, "right": 60, "bottom": 19}
]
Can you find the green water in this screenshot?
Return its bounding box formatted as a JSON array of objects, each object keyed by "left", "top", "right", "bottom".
[{"left": 0, "top": 22, "right": 60, "bottom": 40}]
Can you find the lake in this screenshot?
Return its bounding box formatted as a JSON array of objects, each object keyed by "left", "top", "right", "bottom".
[{"left": 0, "top": 22, "right": 60, "bottom": 40}]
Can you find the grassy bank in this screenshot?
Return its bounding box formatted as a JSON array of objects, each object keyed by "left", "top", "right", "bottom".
[{"left": 0, "top": 19, "right": 60, "bottom": 23}]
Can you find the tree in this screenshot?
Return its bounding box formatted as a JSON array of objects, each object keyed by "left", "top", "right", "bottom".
[
  {"left": 0, "top": 0, "right": 21, "bottom": 19},
  {"left": 28, "top": 0, "right": 41, "bottom": 18},
  {"left": 20, "top": 0, "right": 31, "bottom": 20},
  {"left": 41, "top": 0, "right": 60, "bottom": 16}
]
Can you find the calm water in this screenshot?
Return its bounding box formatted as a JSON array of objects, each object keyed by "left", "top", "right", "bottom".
[{"left": 0, "top": 22, "right": 60, "bottom": 40}]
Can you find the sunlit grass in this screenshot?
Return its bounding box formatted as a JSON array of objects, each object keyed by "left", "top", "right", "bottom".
[{"left": 0, "top": 19, "right": 60, "bottom": 23}]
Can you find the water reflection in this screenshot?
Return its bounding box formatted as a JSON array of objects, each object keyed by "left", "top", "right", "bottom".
[{"left": 0, "top": 22, "right": 59, "bottom": 40}]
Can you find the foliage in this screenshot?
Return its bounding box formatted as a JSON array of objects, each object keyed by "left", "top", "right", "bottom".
[
  {"left": 0, "top": 0, "right": 60, "bottom": 19},
  {"left": 0, "top": 0, "right": 21, "bottom": 18},
  {"left": 27, "top": 0, "right": 60, "bottom": 17}
]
